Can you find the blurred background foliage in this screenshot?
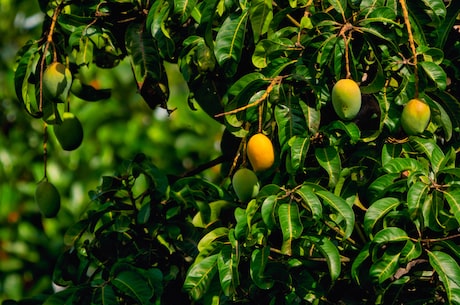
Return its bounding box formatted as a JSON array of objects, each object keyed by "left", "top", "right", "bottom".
[{"left": 0, "top": 0, "right": 223, "bottom": 301}]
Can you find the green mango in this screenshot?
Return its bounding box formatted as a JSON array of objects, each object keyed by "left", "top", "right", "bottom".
[
  {"left": 232, "top": 168, "right": 259, "bottom": 202},
  {"left": 35, "top": 180, "right": 61, "bottom": 218},
  {"left": 401, "top": 98, "right": 431, "bottom": 135},
  {"left": 54, "top": 112, "right": 84, "bottom": 151},
  {"left": 332, "top": 79, "right": 362, "bottom": 120},
  {"left": 43, "top": 62, "right": 72, "bottom": 102}
]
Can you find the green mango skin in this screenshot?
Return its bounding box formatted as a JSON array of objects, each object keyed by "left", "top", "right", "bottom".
[
  {"left": 54, "top": 112, "right": 84, "bottom": 151},
  {"left": 331, "top": 79, "right": 362, "bottom": 120},
  {"left": 43, "top": 62, "right": 72, "bottom": 102},
  {"left": 232, "top": 168, "right": 260, "bottom": 202},
  {"left": 35, "top": 181, "right": 61, "bottom": 218},
  {"left": 401, "top": 99, "right": 431, "bottom": 135}
]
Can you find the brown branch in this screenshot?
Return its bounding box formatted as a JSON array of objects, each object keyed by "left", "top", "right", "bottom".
[
  {"left": 399, "top": 0, "right": 419, "bottom": 97},
  {"left": 214, "top": 76, "right": 285, "bottom": 118}
]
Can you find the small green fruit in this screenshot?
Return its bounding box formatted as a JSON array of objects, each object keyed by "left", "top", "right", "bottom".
[
  {"left": 35, "top": 180, "right": 61, "bottom": 218},
  {"left": 54, "top": 112, "right": 84, "bottom": 151},
  {"left": 332, "top": 79, "right": 362, "bottom": 120},
  {"left": 401, "top": 98, "right": 431, "bottom": 135},
  {"left": 232, "top": 168, "right": 259, "bottom": 202},
  {"left": 43, "top": 62, "right": 72, "bottom": 102}
]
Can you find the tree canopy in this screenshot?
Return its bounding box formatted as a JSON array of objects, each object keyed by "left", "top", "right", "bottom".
[{"left": 3, "top": 0, "right": 460, "bottom": 304}]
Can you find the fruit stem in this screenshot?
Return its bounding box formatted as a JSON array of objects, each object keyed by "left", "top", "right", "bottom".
[
  {"left": 43, "top": 122, "right": 48, "bottom": 179},
  {"left": 399, "top": 0, "right": 419, "bottom": 97}
]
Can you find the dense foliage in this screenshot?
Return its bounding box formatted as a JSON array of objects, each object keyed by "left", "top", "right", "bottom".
[{"left": 7, "top": 0, "right": 460, "bottom": 304}]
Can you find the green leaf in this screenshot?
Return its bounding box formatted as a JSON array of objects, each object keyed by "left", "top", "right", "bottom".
[
  {"left": 308, "top": 235, "right": 341, "bottom": 282},
  {"left": 419, "top": 61, "right": 447, "bottom": 90},
  {"left": 112, "top": 270, "right": 153, "bottom": 304},
  {"left": 218, "top": 245, "right": 239, "bottom": 297},
  {"left": 428, "top": 250, "right": 460, "bottom": 305},
  {"left": 407, "top": 181, "right": 429, "bottom": 224},
  {"left": 295, "top": 185, "right": 323, "bottom": 221},
  {"left": 125, "top": 21, "right": 162, "bottom": 81},
  {"left": 364, "top": 197, "right": 401, "bottom": 236},
  {"left": 197, "top": 227, "right": 229, "bottom": 252},
  {"left": 409, "top": 137, "right": 444, "bottom": 173},
  {"left": 278, "top": 202, "right": 303, "bottom": 255},
  {"left": 351, "top": 243, "right": 371, "bottom": 285},
  {"left": 372, "top": 227, "right": 409, "bottom": 244},
  {"left": 316, "top": 190, "right": 355, "bottom": 239},
  {"left": 315, "top": 146, "right": 341, "bottom": 189},
  {"left": 92, "top": 285, "right": 118, "bottom": 305},
  {"left": 249, "top": 0, "right": 272, "bottom": 42},
  {"left": 289, "top": 136, "right": 310, "bottom": 172},
  {"left": 250, "top": 247, "right": 274, "bottom": 289},
  {"left": 369, "top": 251, "right": 400, "bottom": 284},
  {"left": 275, "top": 97, "right": 309, "bottom": 149},
  {"left": 215, "top": 10, "right": 250, "bottom": 76},
  {"left": 443, "top": 189, "right": 460, "bottom": 226},
  {"left": 400, "top": 240, "right": 422, "bottom": 263},
  {"left": 261, "top": 194, "right": 277, "bottom": 229},
  {"left": 184, "top": 254, "right": 219, "bottom": 300},
  {"left": 383, "top": 157, "right": 425, "bottom": 175},
  {"left": 14, "top": 41, "right": 41, "bottom": 117},
  {"left": 173, "top": 0, "right": 198, "bottom": 23}
]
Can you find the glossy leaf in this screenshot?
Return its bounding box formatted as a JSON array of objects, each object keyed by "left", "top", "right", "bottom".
[
  {"left": 443, "top": 189, "right": 460, "bottom": 226},
  {"left": 112, "top": 270, "right": 153, "bottom": 304},
  {"left": 218, "top": 245, "right": 239, "bottom": 297},
  {"left": 275, "top": 98, "right": 308, "bottom": 149},
  {"left": 372, "top": 227, "right": 409, "bottom": 244},
  {"left": 369, "top": 251, "right": 400, "bottom": 284},
  {"left": 308, "top": 235, "right": 341, "bottom": 282},
  {"left": 316, "top": 190, "right": 354, "bottom": 239},
  {"left": 250, "top": 247, "right": 274, "bottom": 289},
  {"left": 289, "top": 135, "right": 310, "bottom": 172},
  {"left": 249, "top": 0, "right": 272, "bottom": 42},
  {"left": 278, "top": 202, "right": 303, "bottom": 255},
  {"left": 315, "top": 146, "right": 341, "bottom": 189},
  {"left": 364, "top": 197, "right": 401, "bottom": 236},
  {"left": 215, "top": 10, "right": 250, "bottom": 76},
  {"left": 428, "top": 250, "right": 460, "bottom": 305},
  {"left": 184, "top": 254, "right": 219, "bottom": 300},
  {"left": 295, "top": 185, "right": 323, "bottom": 221}
]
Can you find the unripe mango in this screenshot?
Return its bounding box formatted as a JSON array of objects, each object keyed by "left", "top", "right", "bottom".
[
  {"left": 54, "top": 112, "right": 84, "bottom": 151},
  {"left": 332, "top": 79, "right": 362, "bottom": 120},
  {"left": 43, "top": 62, "right": 72, "bottom": 102},
  {"left": 401, "top": 98, "right": 431, "bottom": 135},
  {"left": 232, "top": 168, "right": 259, "bottom": 202},
  {"left": 247, "top": 133, "right": 275, "bottom": 172},
  {"left": 35, "top": 180, "right": 61, "bottom": 218}
]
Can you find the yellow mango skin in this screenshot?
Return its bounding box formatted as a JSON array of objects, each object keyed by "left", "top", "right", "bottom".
[
  {"left": 232, "top": 168, "right": 260, "bottom": 202},
  {"left": 401, "top": 98, "right": 431, "bottom": 135},
  {"left": 247, "top": 133, "right": 275, "bottom": 172},
  {"left": 43, "top": 62, "right": 72, "bottom": 102},
  {"left": 331, "top": 79, "right": 362, "bottom": 120},
  {"left": 54, "top": 112, "right": 84, "bottom": 151},
  {"left": 35, "top": 181, "right": 61, "bottom": 218}
]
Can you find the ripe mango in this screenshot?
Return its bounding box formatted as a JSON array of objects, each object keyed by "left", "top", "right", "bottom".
[
  {"left": 247, "top": 133, "right": 275, "bottom": 172},
  {"left": 43, "top": 62, "right": 72, "bottom": 102},
  {"left": 400, "top": 98, "right": 431, "bottom": 135},
  {"left": 232, "top": 168, "right": 259, "bottom": 202},
  {"left": 54, "top": 112, "right": 84, "bottom": 151},
  {"left": 35, "top": 180, "right": 61, "bottom": 218},
  {"left": 331, "top": 79, "right": 362, "bottom": 120}
]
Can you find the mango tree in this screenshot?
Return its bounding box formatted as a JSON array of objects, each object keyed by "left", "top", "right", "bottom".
[{"left": 12, "top": 0, "right": 460, "bottom": 304}]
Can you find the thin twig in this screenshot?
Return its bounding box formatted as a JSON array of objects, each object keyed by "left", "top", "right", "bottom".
[
  {"left": 214, "top": 76, "right": 285, "bottom": 118},
  {"left": 399, "top": 0, "right": 419, "bottom": 97}
]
